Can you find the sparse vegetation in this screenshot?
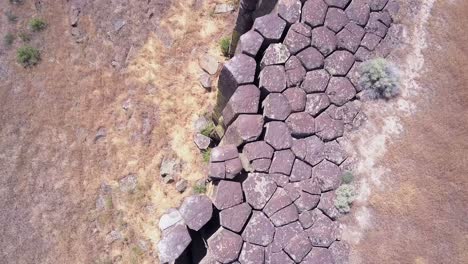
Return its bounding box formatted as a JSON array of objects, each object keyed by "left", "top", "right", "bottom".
[
  {"left": 201, "top": 122, "right": 216, "bottom": 138},
  {"left": 219, "top": 36, "right": 231, "bottom": 57},
  {"left": 202, "top": 148, "right": 212, "bottom": 163},
  {"left": 29, "top": 18, "right": 47, "bottom": 32},
  {"left": 6, "top": 11, "right": 18, "bottom": 23},
  {"left": 359, "top": 58, "right": 400, "bottom": 99},
  {"left": 19, "top": 32, "right": 31, "bottom": 42},
  {"left": 193, "top": 184, "right": 207, "bottom": 194},
  {"left": 4, "top": 33, "right": 15, "bottom": 46},
  {"left": 334, "top": 184, "right": 356, "bottom": 213},
  {"left": 342, "top": 171, "right": 354, "bottom": 184},
  {"left": 17, "top": 46, "right": 41, "bottom": 67}
]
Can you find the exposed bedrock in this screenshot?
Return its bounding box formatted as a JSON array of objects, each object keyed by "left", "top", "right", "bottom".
[{"left": 159, "top": 0, "right": 401, "bottom": 262}]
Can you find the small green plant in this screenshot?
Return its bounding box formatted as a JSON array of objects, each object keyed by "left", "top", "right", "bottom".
[
  {"left": 19, "top": 32, "right": 31, "bottom": 42},
  {"left": 4, "top": 33, "right": 15, "bottom": 46},
  {"left": 219, "top": 36, "right": 231, "bottom": 57},
  {"left": 17, "top": 46, "right": 41, "bottom": 67},
  {"left": 359, "top": 58, "right": 400, "bottom": 99},
  {"left": 6, "top": 11, "right": 18, "bottom": 23},
  {"left": 201, "top": 122, "right": 216, "bottom": 138},
  {"left": 29, "top": 18, "right": 47, "bottom": 32},
  {"left": 202, "top": 148, "right": 212, "bottom": 163},
  {"left": 334, "top": 184, "right": 356, "bottom": 213},
  {"left": 342, "top": 171, "right": 354, "bottom": 184},
  {"left": 193, "top": 184, "right": 207, "bottom": 194}
]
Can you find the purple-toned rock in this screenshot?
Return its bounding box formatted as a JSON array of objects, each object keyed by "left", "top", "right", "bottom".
[
  {"left": 266, "top": 250, "right": 295, "bottom": 264},
  {"left": 225, "top": 157, "right": 243, "bottom": 179},
  {"left": 220, "top": 203, "right": 252, "bottom": 233},
  {"left": 324, "top": 140, "right": 347, "bottom": 165},
  {"left": 157, "top": 224, "right": 192, "bottom": 263},
  {"left": 345, "top": 21, "right": 366, "bottom": 40},
  {"left": 301, "top": 69, "right": 330, "bottom": 93},
  {"left": 270, "top": 204, "right": 299, "bottom": 226},
  {"left": 222, "top": 84, "right": 260, "bottom": 126},
  {"left": 223, "top": 115, "right": 264, "bottom": 146},
  {"left": 302, "top": 0, "right": 328, "bottom": 27},
  {"left": 302, "top": 178, "right": 322, "bottom": 195},
  {"left": 264, "top": 121, "right": 293, "bottom": 150},
  {"left": 243, "top": 173, "right": 277, "bottom": 210},
  {"left": 260, "top": 65, "right": 287, "bottom": 93},
  {"left": 179, "top": 195, "right": 213, "bottom": 231},
  {"left": 218, "top": 54, "right": 256, "bottom": 110},
  {"left": 318, "top": 190, "right": 341, "bottom": 219},
  {"left": 283, "top": 88, "right": 306, "bottom": 112},
  {"left": 235, "top": 30, "right": 264, "bottom": 57},
  {"left": 251, "top": 158, "right": 272, "bottom": 172},
  {"left": 328, "top": 100, "right": 361, "bottom": 125},
  {"left": 361, "top": 32, "right": 382, "bottom": 51},
  {"left": 195, "top": 133, "right": 211, "bottom": 150},
  {"left": 208, "top": 228, "right": 243, "bottom": 263},
  {"left": 315, "top": 112, "right": 344, "bottom": 141},
  {"left": 313, "top": 160, "right": 342, "bottom": 191},
  {"left": 299, "top": 209, "right": 317, "bottom": 229},
  {"left": 290, "top": 159, "right": 313, "bottom": 182},
  {"left": 269, "top": 149, "right": 295, "bottom": 175},
  {"left": 284, "top": 23, "right": 311, "bottom": 55},
  {"left": 370, "top": 0, "right": 389, "bottom": 11},
  {"left": 284, "top": 232, "right": 313, "bottom": 262},
  {"left": 285, "top": 112, "right": 315, "bottom": 137},
  {"left": 292, "top": 136, "right": 326, "bottom": 166},
  {"left": 261, "top": 43, "right": 291, "bottom": 68},
  {"left": 198, "top": 252, "right": 219, "bottom": 264},
  {"left": 213, "top": 181, "right": 244, "bottom": 210},
  {"left": 305, "top": 93, "right": 330, "bottom": 117},
  {"left": 242, "top": 211, "right": 275, "bottom": 246},
  {"left": 326, "top": 77, "right": 356, "bottom": 106},
  {"left": 302, "top": 247, "right": 334, "bottom": 263},
  {"left": 311, "top": 26, "right": 337, "bottom": 56},
  {"left": 346, "top": 0, "right": 370, "bottom": 26},
  {"left": 297, "top": 47, "right": 324, "bottom": 70},
  {"left": 324, "top": 51, "right": 355, "bottom": 76},
  {"left": 284, "top": 182, "right": 302, "bottom": 201},
  {"left": 277, "top": 0, "right": 302, "bottom": 24},
  {"left": 243, "top": 141, "right": 274, "bottom": 161},
  {"left": 355, "top": 46, "right": 373, "bottom": 61},
  {"left": 270, "top": 221, "right": 303, "bottom": 252},
  {"left": 347, "top": 62, "right": 363, "bottom": 91},
  {"left": 270, "top": 173, "right": 290, "bottom": 187},
  {"left": 209, "top": 161, "right": 226, "bottom": 179},
  {"left": 337, "top": 27, "right": 361, "bottom": 53},
  {"left": 325, "top": 0, "right": 351, "bottom": 8},
  {"left": 262, "top": 93, "right": 292, "bottom": 121},
  {"left": 366, "top": 13, "right": 388, "bottom": 37},
  {"left": 239, "top": 242, "right": 265, "bottom": 264},
  {"left": 330, "top": 241, "right": 350, "bottom": 264},
  {"left": 159, "top": 208, "right": 184, "bottom": 231},
  {"left": 254, "top": 14, "right": 287, "bottom": 42},
  {"left": 385, "top": 0, "right": 400, "bottom": 18},
  {"left": 285, "top": 56, "right": 307, "bottom": 87},
  {"left": 211, "top": 145, "right": 238, "bottom": 162},
  {"left": 325, "top": 7, "right": 349, "bottom": 32},
  {"left": 307, "top": 210, "right": 339, "bottom": 247},
  {"left": 295, "top": 192, "right": 321, "bottom": 212},
  {"left": 263, "top": 187, "right": 293, "bottom": 217}
]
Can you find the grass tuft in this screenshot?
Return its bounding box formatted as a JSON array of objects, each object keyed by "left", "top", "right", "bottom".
[
  {"left": 219, "top": 37, "right": 231, "bottom": 57},
  {"left": 29, "top": 18, "right": 47, "bottom": 32},
  {"left": 193, "top": 184, "right": 207, "bottom": 194},
  {"left": 202, "top": 148, "right": 211, "bottom": 163},
  {"left": 17, "top": 46, "right": 41, "bottom": 67}
]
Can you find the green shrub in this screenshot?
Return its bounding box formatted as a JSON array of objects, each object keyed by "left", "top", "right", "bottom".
[
  {"left": 202, "top": 148, "right": 211, "bottom": 163},
  {"left": 4, "top": 33, "right": 15, "bottom": 46},
  {"left": 219, "top": 37, "right": 231, "bottom": 57},
  {"left": 19, "top": 32, "right": 31, "bottom": 42},
  {"left": 359, "top": 58, "right": 400, "bottom": 99},
  {"left": 6, "top": 11, "right": 18, "bottom": 23},
  {"left": 201, "top": 122, "right": 215, "bottom": 138},
  {"left": 342, "top": 171, "right": 354, "bottom": 184},
  {"left": 193, "top": 184, "right": 207, "bottom": 194},
  {"left": 29, "top": 18, "right": 47, "bottom": 32},
  {"left": 334, "top": 184, "right": 356, "bottom": 213},
  {"left": 17, "top": 46, "right": 41, "bottom": 67}
]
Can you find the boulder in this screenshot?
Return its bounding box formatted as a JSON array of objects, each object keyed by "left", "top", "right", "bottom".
[
  {"left": 208, "top": 228, "right": 243, "bottom": 263},
  {"left": 199, "top": 72, "right": 212, "bottom": 89},
  {"left": 213, "top": 181, "right": 244, "bottom": 210},
  {"left": 214, "top": 3, "right": 235, "bottom": 14},
  {"left": 220, "top": 203, "right": 252, "bottom": 233},
  {"left": 179, "top": 195, "right": 213, "bottom": 231},
  {"left": 157, "top": 224, "right": 192, "bottom": 263},
  {"left": 199, "top": 54, "right": 219, "bottom": 75},
  {"left": 194, "top": 133, "right": 211, "bottom": 150},
  {"left": 175, "top": 179, "right": 188, "bottom": 193},
  {"left": 159, "top": 208, "right": 184, "bottom": 231},
  {"left": 242, "top": 211, "right": 275, "bottom": 246},
  {"left": 243, "top": 173, "right": 277, "bottom": 210}
]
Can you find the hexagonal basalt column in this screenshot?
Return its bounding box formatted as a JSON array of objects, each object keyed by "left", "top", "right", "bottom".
[
  {"left": 260, "top": 65, "right": 287, "bottom": 93},
  {"left": 302, "top": 0, "right": 328, "bottom": 27},
  {"left": 239, "top": 242, "right": 265, "bottom": 264},
  {"left": 179, "top": 195, "right": 213, "bottom": 231},
  {"left": 223, "top": 115, "right": 264, "bottom": 146},
  {"left": 269, "top": 149, "right": 295, "bottom": 175},
  {"left": 292, "top": 136, "right": 326, "bottom": 166},
  {"left": 297, "top": 47, "right": 324, "bottom": 71},
  {"left": 260, "top": 43, "right": 291, "bottom": 68},
  {"left": 325, "top": 7, "right": 349, "bottom": 33},
  {"left": 326, "top": 77, "right": 356, "bottom": 106},
  {"left": 346, "top": 0, "right": 371, "bottom": 26},
  {"left": 235, "top": 30, "right": 264, "bottom": 57},
  {"left": 283, "top": 88, "right": 306, "bottom": 112},
  {"left": 157, "top": 224, "right": 192, "bottom": 263},
  {"left": 243, "top": 173, "right": 277, "bottom": 210},
  {"left": 253, "top": 14, "right": 287, "bottom": 43},
  {"left": 305, "top": 93, "right": 331, "bottom": 117},
  {"left": 313, "top": 159, "right": 342, "bottom": 191},
  {"left": 285, "top": 56, "right": 306, "bottom": 87},
  {"left": 315, "top": 111, "right": 345, "bottom": 141},
  {"left": 324, "top": 50, "right": 355, "bottom": 76},
  {"left": 277, "top": 0, "right": 302, "bottom": 24},
  {"left": 242, "top": 211, "right": 276, "bottom": 246},
  {"left": 262, "top": 93, "right": 292, "bottom": 121},
  {"left": 285, "top": 112, "right": 315, "bottom": 137},
  {"left": 284, "top": 23, "right": 311, "bottom": 55},
  {"left": 264, "top": 121, "right": 293, "bottom": 150},
  {"left": 311, "top": 26, "right": 338, "bottom": 56},
  {"left": 209, "top": 145, "right": 243, "bottom": 180},
  {"left": 208, "top": 228, "right": 243, "bottom": 263},
  {"left": 222, "top": 84, "right": 260, "bottom": 126},
  {"left": 213, "top": 180, "right": 244, "bottom": 210},
  {"left": 220, "top": 203, "right": 252, "bottom": 233},
  {"left": 325, "top": 0, "right": 351, "bottom": 8},
  {"left": 301, "top": 69, "right": 330, "bottom": 93}
]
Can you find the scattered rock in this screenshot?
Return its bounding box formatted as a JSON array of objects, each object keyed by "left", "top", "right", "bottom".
[
  {"left": 160, "top": 158, "right": 181, "bottom": 183},
  {"left": 214, "top": 3, "right": 235, "bottom": 14},
  {"left": 199, "top": 73, "right": 212, "bottom": 89},
  {"left": 175, "top": 179, "right": 188, "bottom": 193},
  {"left": 199, "top": 54, "right": 219, "bottom": 75},
  {"left": 159, "top": 208, "right": 184, "bottom": 231},
  {"left": 119, "top": 174, "right": 137, "bottom": 193},
  {"left": 94, "top": 127, "right": 107, "bottom": 143}
]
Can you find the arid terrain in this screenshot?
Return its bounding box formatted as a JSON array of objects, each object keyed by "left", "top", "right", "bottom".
[{"left": 0, "top": 0, "right": 234, "bottom": 263}]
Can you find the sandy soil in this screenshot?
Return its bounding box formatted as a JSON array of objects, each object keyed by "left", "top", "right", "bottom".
[
  {"left": 0, "top": 1, "right": 234, "bottom": 263},
  {"left": 343, "top": 0, "right": 468, "bottom": 263}
]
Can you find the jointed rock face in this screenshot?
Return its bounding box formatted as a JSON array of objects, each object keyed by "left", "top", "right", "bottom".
[{"left": 159, "top": 0, "right": 400, "bottom": 262}]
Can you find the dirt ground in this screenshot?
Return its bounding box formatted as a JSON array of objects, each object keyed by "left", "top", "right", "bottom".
[
  {"left": 344, "top": 0, "right": 468, "bottom": 263},
  {"left": 0, "top": 1, "right": 234, "bottom": 263}
]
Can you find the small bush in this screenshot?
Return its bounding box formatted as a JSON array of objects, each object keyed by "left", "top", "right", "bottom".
[
  {"left": 359, "top": 58, "right": 400, "bottom": 99},
  {"left": 193, "top": 184, "right": 207, "bottom": 194},
  {"left": 202, "top": 148, "right": 212, "bottom": 163},
  {"left": 219, "top": 37, "right": 231, "bottom": 57},
  {"left": 4, "top": 33, "right": 15, "bottom": 46},
  {"left": 6, "top": 11, "right": 18, "bottom": 23},
  {"left": 17, "top": 46, "right": 41, "bottom": 67},
  {"left": 29, "top": 18, "right": 47, "bottom": 32},
  {"left": 334, "top": 184, "right": 356, "bottom": 213},
  {"left": 201, "top": 122, "right": 215, "bottom": 138},
  {"left": 342, "top": 171, "right": 354, "bottom": 184},
  {"left": 19, "top": 32, "right": 31, "bottom": 42}
]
